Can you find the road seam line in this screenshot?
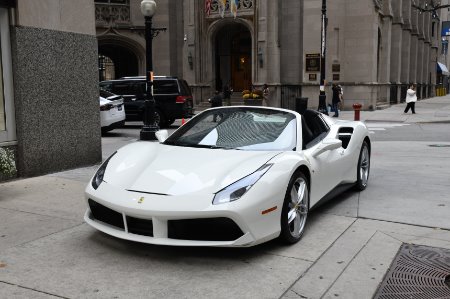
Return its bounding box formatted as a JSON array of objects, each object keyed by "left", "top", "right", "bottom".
[{"left": 0, "top": 281, "right": 70, "bottom": 299}]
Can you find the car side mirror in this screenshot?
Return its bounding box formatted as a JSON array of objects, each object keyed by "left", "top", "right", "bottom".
[
  {"left": 312, "top": 139, "right": 342, "bottom": 157},
  {"left": 155, "top": 130, "right": 169, "bottom": 143}
]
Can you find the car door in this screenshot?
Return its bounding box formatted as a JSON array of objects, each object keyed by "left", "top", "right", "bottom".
[
  {"left": 301, "top": 112, "right": 346, "bottom": 206},
  {"left": 153, "top": 79, "right": 179, "bottom": 119},
  {"left": 112, "top": 81, "right": 144, "bottom": 120}
]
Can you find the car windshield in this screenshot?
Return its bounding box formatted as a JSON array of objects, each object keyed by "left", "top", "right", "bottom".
[{"left": 165, "top": 108, "right": 297, "bottom": 151}]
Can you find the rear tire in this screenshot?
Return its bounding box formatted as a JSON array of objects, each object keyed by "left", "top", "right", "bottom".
[
  {"left": 279, "top": 171, "right": 309, "bottom": 244},
  {"left": 355, "top": 141, "right": 370, "bottom": 191}
]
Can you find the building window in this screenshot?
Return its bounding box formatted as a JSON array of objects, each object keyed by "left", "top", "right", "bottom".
[
  {"left": 0, "top": 7, "right": 16, "bottom": 144},
  {"left": 95, "top": 0, "right": 130, "bottom": 25}
]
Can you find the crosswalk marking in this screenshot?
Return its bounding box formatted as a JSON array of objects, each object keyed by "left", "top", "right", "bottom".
[{"left": 365, "top": 122, "right": 410, "bottom": 134}]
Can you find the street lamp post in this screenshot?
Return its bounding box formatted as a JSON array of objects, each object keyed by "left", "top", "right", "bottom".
[
  {"left": 140, "top": 0, "right": 166, "bottom": 140},
  {"left": 318, "top": 0, "right": 329, "bottom": 115}
]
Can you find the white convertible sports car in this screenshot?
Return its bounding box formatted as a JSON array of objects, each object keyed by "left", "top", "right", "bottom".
[{"left": 85, "top": 107, "right": 370, "bottom": 247}]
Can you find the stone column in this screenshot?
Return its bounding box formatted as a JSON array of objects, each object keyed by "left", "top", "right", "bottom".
[
  {"left": 264, "top": 0, "right": 281, "bottom": 106},
  {"left": 390, "top": 0, "right": 403, "bottom": 104},
  {"left": 400, "top": 0, "right": 411, "bottom": 87},
  {"left": 379, "top": 17, "right": 392, "bottom": 104},
  {"left": 424, "top": 45, "right": 431, "bottom": 97},
  {"left": 423, "top": 11, "right": 431, "bottom": 98},
  {"left": 409, "top": 8, "right": 419, "bottom": 84},
  {"left": 416, "top": 7, "right": 425, "bottom": 98}
]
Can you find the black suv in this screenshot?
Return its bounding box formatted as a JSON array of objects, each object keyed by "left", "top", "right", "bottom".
[{"left": 99, "top": 76, "right": 195, "bottom": 127}]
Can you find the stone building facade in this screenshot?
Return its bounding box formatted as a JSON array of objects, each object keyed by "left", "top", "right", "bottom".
[
  {"left": 95, "top": 0, "right": 446, "bottom": 110},
  {"left": 0, "top": 0, "right": 101, "bottom": 179}
]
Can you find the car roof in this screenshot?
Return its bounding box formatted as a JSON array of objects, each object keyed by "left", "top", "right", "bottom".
[{"left": 101, "top": 76, "right": 179, "bottom": 82}]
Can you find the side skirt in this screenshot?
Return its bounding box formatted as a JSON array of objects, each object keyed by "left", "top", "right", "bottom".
[{"left": 310, "top": 183, "right": 355, "bottom": 211}]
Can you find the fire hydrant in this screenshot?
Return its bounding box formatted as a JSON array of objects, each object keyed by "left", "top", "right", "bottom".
[{"left": 353, "top": 103, "right": 362, "bottom": 121}]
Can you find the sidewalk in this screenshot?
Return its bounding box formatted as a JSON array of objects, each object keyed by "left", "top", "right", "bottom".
[{"left": 338, "top": 94, "right": 450, "bottom": 123}]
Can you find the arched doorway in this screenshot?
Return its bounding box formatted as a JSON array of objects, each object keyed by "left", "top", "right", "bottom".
[
  {"left": 215, "top": 24, "right": 252, "bottom": 92},
  {"left": 98, "top": 43, "right": 139, "bottom": 80}
]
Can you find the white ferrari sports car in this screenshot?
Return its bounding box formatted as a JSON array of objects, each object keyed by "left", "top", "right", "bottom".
[{"left": 85, "top": 107, "right": 370, "bottom": 247}]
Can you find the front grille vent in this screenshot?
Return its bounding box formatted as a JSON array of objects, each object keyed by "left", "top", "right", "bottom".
[
  {"left": 126, "top": 216, "right": 154, "bottom": 237},
  {"left": 88, "top": 199, "right": 124, "bottom": 230},
  {"left": 168, "top": 218, "right": 243, "bottom": 241}
]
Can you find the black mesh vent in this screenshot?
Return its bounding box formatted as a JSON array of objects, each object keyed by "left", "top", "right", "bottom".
[
  {"left": 126, "top": 216, "right": 154, "bottom": 237},
  {"left": 88, "top": 199, "right": 124, "bottom": 229},
  {"left": 168, "top": 218, "right": 244, "bottom": 241}
]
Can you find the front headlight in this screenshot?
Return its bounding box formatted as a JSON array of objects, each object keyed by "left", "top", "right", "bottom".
[
  {"left": 91, "top": 151, "right": 117, "bottom": 190},
  {"left": 213, "top": 164, "right": 272, "bottom": 205}
]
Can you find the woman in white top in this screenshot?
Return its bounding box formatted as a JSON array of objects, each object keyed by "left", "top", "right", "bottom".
[{"left": 404, "top": 84, "right": 417, "bottom": 114}]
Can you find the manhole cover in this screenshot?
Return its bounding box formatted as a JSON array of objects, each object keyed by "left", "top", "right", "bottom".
[
  {"left": 428, "top": 144, "right": 450, "bottom": 148},
  {"left": 374, "top": 244, "right": 450, "bottom": 299}
]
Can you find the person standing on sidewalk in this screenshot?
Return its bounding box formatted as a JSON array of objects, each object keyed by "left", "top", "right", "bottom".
[
  {"left": 404, "top": 84, "right": 417, "bottom": 114},
  {"left": 331, "top": 83, "right": 341, "bottom": 117}
]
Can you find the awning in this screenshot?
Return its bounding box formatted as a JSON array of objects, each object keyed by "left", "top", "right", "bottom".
[{"left": 437, "top": 62, "right": 450, "bottom": 76}]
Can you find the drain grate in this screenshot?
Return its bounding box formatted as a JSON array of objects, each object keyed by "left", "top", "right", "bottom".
[{"left": 374, "top": 244, "right": 450, "bottom": 299}]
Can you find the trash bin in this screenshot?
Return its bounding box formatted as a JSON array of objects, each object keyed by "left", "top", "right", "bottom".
[{"left": 295, "top": 97, "right": 308, "bottom": 114}]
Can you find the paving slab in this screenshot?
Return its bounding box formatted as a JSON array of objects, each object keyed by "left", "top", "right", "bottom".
[
  {"left": 285, "top": 218, "right": 450, "bottom": 298},
  {"left": 322, "top": 232, "right": 401, "bottom": 299},
  {"left": 0, "top": 176, "right": 87, "bottom": 221},
  {"left": 0, "top": 282, "right": 56, "bottom": 299},
  {"left": 356, "top": 219, "right": 450, "bottom": 250},
  {"left": 0, "top": 208, "right": 81, "bottom": 252},
  {"left": 47, "top": 165, "right": 98, "bottom": 184},
  {"left": 0, "top": 225, "right": 312, "bottom": 299},
  {"left": 284, "top": 219, "right": 382, "bottom": 299},
  {"left": 263, "top": 213, "right": 356, "bottom": 262}
]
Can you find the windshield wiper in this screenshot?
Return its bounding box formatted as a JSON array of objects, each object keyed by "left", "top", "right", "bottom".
[
  {"left": 164, "top": 141, "right": 240, "bottom": 150},
  {"left": 163, "top": 140, "right": 191, "bottom": 147}
]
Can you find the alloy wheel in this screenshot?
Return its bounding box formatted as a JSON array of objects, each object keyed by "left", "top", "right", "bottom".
[
  {"left": 359, "top": 145, "right": 370, "bottom": 187},
  {"left": 287, "top": 177, "right": 308, "bottom": 238}
]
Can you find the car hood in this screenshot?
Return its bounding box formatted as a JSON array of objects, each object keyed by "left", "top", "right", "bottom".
[{"left": 103, "top": 142, "right": 281, "bottom": 196}]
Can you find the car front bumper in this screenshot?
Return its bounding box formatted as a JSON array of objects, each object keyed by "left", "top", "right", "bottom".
[{"left": 84, "top": 180, "right": 283, "bottom": 247}]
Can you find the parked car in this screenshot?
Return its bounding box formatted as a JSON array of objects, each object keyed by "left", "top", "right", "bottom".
[
  {"left": 99, "top": 90, "right": 125, "bottom": 133},
  {"left": 85, "top": 107, "right": 371, "bottom": 247},
  {"left": 99, "top": 76, "right": 195, "bottom": 127}
]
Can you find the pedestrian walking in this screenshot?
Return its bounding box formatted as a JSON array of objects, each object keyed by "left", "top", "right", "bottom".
[
  {"left": 223, "top": 84, "right": 232, "bottom": 106},
  {"left": 262, "top": 83, "right": 270, "bottom": 106},
  {"left": 404, "top": 84, "right": 417, "bottom": 114},
  {"left": 331, "top": 83, "right": 342, "bottom": 117}
]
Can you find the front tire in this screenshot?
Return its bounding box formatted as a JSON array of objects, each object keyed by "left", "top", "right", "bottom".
[
  {"left": 279, "top": 171, "right": 309, "bottom": 244},
  {"left": 355, "top": 141, "right": 370, "bottom": 191}
]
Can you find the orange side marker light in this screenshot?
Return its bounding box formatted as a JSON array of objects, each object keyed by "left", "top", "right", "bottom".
[{"left": 262, "top": 206, "right": 277, "bottom": 215}]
